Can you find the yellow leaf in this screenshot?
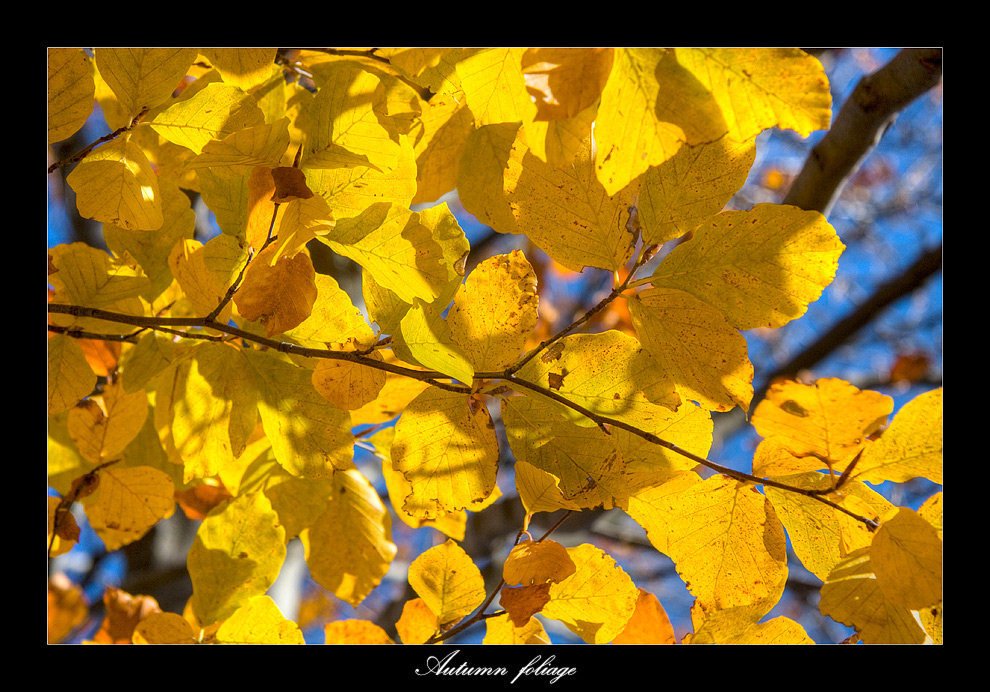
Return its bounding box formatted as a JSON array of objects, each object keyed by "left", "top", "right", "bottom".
[
  {"left": 514, "top": 330, "right": 680, "bottom": 429},
  {"left": 629, "top": 287, "right": 753, "bottom": 412},
  {"left": 456, "top": 122, "right": 522, "bottom": 235},
  {"left": 48, "top": 243, "right": 150, "bottom": 326},
  {"left": 637, "top": 137, "right": 756, "bottom": 244},
  {"left": 201, "top": 48, "right": 278, "bottom": 91},
  {"left": 375, "top": 428, "right": 466, "bottom": 539},
  {"left": 483, "top": 613, "right": 551, "bottom": 644},
  {"left": 247, "top": 350, "right": 354, "bottom": 479},
  {"left": 649, "top": 204, "right": 844, "bottom": 330},
  {"left": 627, "top": 472, "right": 788, "bottom": 618},
  {"left": 66, "top": 380, "right": 148, "bottom": 463},
  {"left": 694, "top": 615, "right": 814, "bottom": 645},
  {"left": 856, "top": 387, "right": 943, "bottom": 485},
  {"left": 302, "top": 469, "right": 398, "bottom": 607},
  {"left": 819, "top": 547, "right": 929, "bottom": 644},
  {"left": 411, "top": 90, "right": 476, "bottom": 205},
  {"left": 501, "top": 132, "right": 640, "bottom": 272},
  {"left": 66, "top": 137, "right": 163, "bottom": 231},
  {"left": 311, "top": 352, "right": 387, "bottom": 411},
  {"left": 149, "top": 81, "right": 265, "bottom": 155},
  {"left": 456, "top": 48, "right": 536, "bottom": 126},
  {"left": 287, "top": 273, "right": 377, "bottom": 349},
  {"left": 513, "top": 460, "right": 585, "bottom": 515},
  {"left": 48, "top": 48, "right": 95, "bottom": 143},
  {"left": 234, "top": 245, "right": 317, "bottom": 337},
  {"left": 187, "top": 491, "right": 287, "bottom": 626},
  {"left": 324, "top": 619, "right": 396, "bottom": 645},
  {"left": 674, "top": 48, "right": 831, "bottom": 142},
  {"left": 752, "top": 378, "right": 893, "bottom": 471},
  {"left": 215, "top": 595, "right": 305, "bottom": 644},
  {"left": 408, "top": 540, "right": 486, "bottom": 625},
  {"left": 168, "top": 234, "right": 249, "bottom": 323},
  {"left": 447, "top": 250, "right": 539, "bottom": 371},
  {"left": 764, "top": 472, "right": 888, "bottom": 581},
  {"left": 595, "top": 48, "right": 723, "bottom": 196},
  {"left": 48, "top": 333, "right": 97, "bottom": 415},
  {"left": 612, "top": 589, "right": 677, "bottom": 645},
  {"left": 503, "top": 538, "right": 577, "bottom": 586},
  {"left": 326, "top": 203, "right": 448, "bottom": 305},
  {"left": 168, "top": 343, "right": 258, "bottom": 483},
  {"left": 188, "top": 120, "right": 292, "bottom": 179},
  {"left": 303, "top": 62, "right": 402, "bottom": 173},
  {"left": 499, "top": 583, "right": 552, "bottom": 627},
  {"left": 95, "top": 48, "right": 197, "bottom": 121},
  {"left": 541, "top": 543, "right": 639, "bottom": 644},
  {"left": 392, "top": 387, "right": 499, "bottom": 518},
  {"left": 83, "top": 465, "right": 175, "bottom": 551},
  {"left": 502, "top": 395, "right": 627, "bottom": 507},
  {"left": 395, "top": 597, "right": 438, "bottom": 645},
  {"left": 521, "top": 48, "right": 613, "bottom": 122},
  {"left": 871, "top": 508, "right": 942, "bottom": 610},
  {"left": 271, "top": 193, "right": 336, "bottom": 260},
  {"left": 398, "top": 299, "right": 475, "bottom": 384}
]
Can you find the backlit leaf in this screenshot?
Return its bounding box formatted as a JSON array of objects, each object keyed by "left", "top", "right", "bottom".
[
  {"left": 649, "top": 204, "right": 844, "bottom": 330},
  {"left": 637, "top": 136, "right": 756, "bottom": 244},
  {"left": 752, "top": 378, "right": 893, "bottom": 471},
  {"left": 149, "top": 82, "right": 265, "bottom": 155},
  {"left": 83, "top": 465, "right": 175, "bottom": 551},
  {"left": 629, "top": 287, "right": 753, "bottom": 412},
  {"left": 302, "top": 468, "right": 398, "bottom": 607},
  {"left": 456, "top": 47, "right": 536, "bottom": 126},
  {"left": 48, "top": 48, "right": 95, "bottom": 143},
  {"left": 514, "top": 330, "right": 680, "bottom": 429},
  {"left": 215, "top": 595, "right": 305, "bottom": 644},
  {"left": 855, "top": 387, "right": 943, "bottom": 485},
  {"left": 870, "top": 508, "right": 942, "bottom": 610},
  {"left": 447, "top": 250, "right": 539, "bottom": 372},
  {"left": 67, "top": 138, "right": 163, "bottom": 231},
  {"left": 187, "top": 491, "right": 287, "bottom": 626},
  {"left": 612, "top": 589, "right": 677, "bottom": 645},
  {"left": 95, "top": 48, "right": 197, "bottom": 121},
  {"left": 673, "top": 48, "right": 831, "bottom": 142},
  {"left": 311, "top": 351, "right": 387, "bottom": 411},
  {"left": 324, "top": 620, "right": 395, "bottom": 645},
  {"left": 392, "top": 387, "right": 499, "bottom": 518},
  {"left": 819, "top": 547, "right": 928, "bottom": 644},
  {"left": 502, "top": 538, "right": 577, "bottom": 586},
  {"left": 541, "top": 543, "right": 639, "bottom": 644},
  {"left": 201, "top": 48, "right": 278, "bottom": 91},
  {"left": 627, "top": 472, "right": 788, "bottom": 619},
  {"left": 66, "top": 380, "right": 148, "bottom": 463},
  {"left": 233, "top": 245, "right": 318, "bottom": 337},
  {"left": 408, "top": 540, "right": 486, "bottom": 625},
  {"left": 48, "top": 333, "right": 97, "bottom": 415}
]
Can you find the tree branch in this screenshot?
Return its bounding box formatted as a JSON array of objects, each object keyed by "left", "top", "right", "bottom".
[{"left": 784, "top": 48, "right": 942, "bottom": 217}]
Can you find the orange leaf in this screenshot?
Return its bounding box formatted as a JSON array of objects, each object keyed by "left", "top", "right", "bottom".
[
  {"left": 234, "top": 245, "right": 317, "bottom": 337},
  {"left": 271, "top": 166, "right": 315, "bottom": 203},
  {"left": 499, "top": 583, "right": 552, "bottom": 627},
  {"left": 395, "top": 597, "right": 438, "bottom": 645},
  {"left": 92, "top": 587, "right": 161, "bottom": 644},
  {"left": 612, "top": 589, "right": 677, "bottom": 644},
  {"left": 324, "top": 619, "right": 396, "bottom": 645},
  {"left": 246, "top": 166, "right": 278, "bottom": 250},
  {"left": 502, "top": 538, "right": 576, "bottom": 586}
]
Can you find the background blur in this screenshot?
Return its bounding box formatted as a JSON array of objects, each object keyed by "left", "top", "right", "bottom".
[{"left": 48, "top": 47, "right": 942, "bottom": 645}]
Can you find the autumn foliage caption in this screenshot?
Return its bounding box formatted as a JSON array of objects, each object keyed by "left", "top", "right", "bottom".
[{"left": 48, "top": 48, "right": 942, "bottom": 645}]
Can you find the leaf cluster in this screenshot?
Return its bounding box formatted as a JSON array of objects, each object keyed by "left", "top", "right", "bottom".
[{"left": 48, "top": 47, "right": 941, "bottom": 645}]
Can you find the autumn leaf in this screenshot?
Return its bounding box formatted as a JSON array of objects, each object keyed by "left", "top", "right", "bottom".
[
  {"left": 673, "top": 48, "right": 832, "bottom": 143},
  {"left": 91, "top": 586, "right": 162, "bottom": 644},
  {"left": 456, "top": 47, "right": 536, "bottom": 127},
  {"left": 82, "top": 465, "right": 175, "bottom": 551},
  {"left": 214, "top": 595, "right": 305, "bottom": 644},
  {"left": 626, "top": 472, "right": 788, "bottom": 622},
  {"left": 752, "top": 378, "right": 893, "bottom": 472},
  {"left": 447, "top": 250, "right": 540, "bottom": 371},
  {"left": 395, "top": 597, "right": 440, "bottom": 644},
  {"left": 612, "top": 589, "right": 678, "bottom": 645},
  {"left": 483, "top": 613, "right": 551, "bottom": 644},
  {"left": 500, "top": 583, "right": 552, "bottom": 627},
  {"left": 324, "top": 619, "right": 396, "bottom": 645},
  {"left": 649, "top": 204, "right": 844, "bottom": 330},
  {"left": 66, "top": 380, "right": 148, "bottom": 464},
  {"left": 49, "top": 48, "right": 95, "bottom": 143},
  {"left": 201, "top": 48, "right": 279, "bottom": 91},
  {"left": 391, "top": 387, "right": 500, "bottom": 518},
  {"left": 233, "top": 244, "right": 318, "bottom": 337},
  {"left": 48, "top": 333, "right": 97, "bottom": 415},
  {"left": 408, "top": 540, "right": 486, "bottom": 626},
  {"left": 502, "top": 538, "right": 577, "bottom": 586},
  {"left": 855, "top": 387, "right": 943, "bottom": 485},
  {"left": 541, "top": 543, "right": 639, "bottom": 644},
  {"left": 95, "top": 48, "right": 197, "bottom": 123},
  {"left": 629, "top": 287, "right": 753, "bottom": 412},
  {"left": 311, "top": 351, "right": 387, "bottom": 411},
  {"left": 187, "top": 491, "right": 287, "bottom": 626},
  {"left": 301, "top": 469, "right": 398, "bottom": 607},
  {"left": 149, "top": 81, "right": 265, "bottom": 155}
]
